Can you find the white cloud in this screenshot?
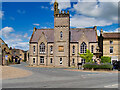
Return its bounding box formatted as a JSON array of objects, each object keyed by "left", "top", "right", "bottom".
[
  {"left": 70, "top": 15, "right": 112, "bottom": 28},
  {"left": 41, "top": 26, "right": 47, "bottom": 29},
  {"left": 50, "top": 0, "right": 71, "bottom": 11},
  {"left": 17, "top": 9, "right": 26, "bottom": 14},
  {"left": 0, "top": 27, "right": 30, "bottom": 51},
  {"left": 33, "top": 23, "right": 40, "bottom": 26},
  {"left": 103, "top": 28, "right": 120, "bottom": 32},
  {"left": 0, "top": 27, "right": 14, "bottom": 38},
  {"left": 0, "top": 11, "right": 4, "bottom": 19},
  {"left": 41, "top": 6, "right": 48, "bottom": 9},
  {"left": 115, "top": 28, "right": 120, "bottom": 32},
  {"left": 70, "top": 1, "right": 118, "bottom": 28}
]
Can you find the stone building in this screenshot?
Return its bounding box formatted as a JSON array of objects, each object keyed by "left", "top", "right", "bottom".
[
  {"left": 29, "top": 1, "right": 99, "bottom": 67},
  {"left": 11, "top": 49, "right": 25, "bottom": 62},
  {"left": 0, "top": 38, "right": 12, "bottom": 65},
  {"left": 99, "top": 29, "right": 120, "bottom": 64}
]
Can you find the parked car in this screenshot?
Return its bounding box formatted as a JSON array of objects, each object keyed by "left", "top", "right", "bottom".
[
  {"left": 117, "top": 61, "right": 120, "bottom": 71},
  {"left": 113, "top": 61, "right": 120, "bottom": 71}
]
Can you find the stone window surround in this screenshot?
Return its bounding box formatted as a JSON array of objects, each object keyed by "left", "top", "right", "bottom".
[
  {"left": 40, "top": 56, "right": 44, "bottom": 64},
  {"left": 50, "top": 45, "right": 53, "bottom": 54},
  {"left": 72, "top": 45, "right": 75, "bottom": 54},
  {"left": 50, "top": 58, "right": 53, "bottom": 64},
  {"left": 110, "top": 46, "right": 113, "bottom": 54},
  {"left": 33, "top": 46, "right": 35, "bottom": 53},
  {"left": 60, "top": 58, "right": 62, "bottom": 64},
  {"left": 110, "top": 40, "right": 113, "bottom": 44},
  {"left": 39, "top": 42, "right": 45, "bottom": 54},
  {"left": 33, "top": 58, "right": 35, "bottom": 64},
  {"left": 80, "top": 42, "right": 87, "bottom": 54},
  {"left": 91, "top": 45, "right": 94, "bottom": 53}
]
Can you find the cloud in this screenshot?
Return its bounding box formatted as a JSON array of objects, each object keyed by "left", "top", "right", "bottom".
[
  {"left": 0, "top": 27, "right": 14, "bottom": 38},
  {"left": 103, "top": 28, "right": 120, "bottom": 32},
  {"left": 33, "top": 23, "right": 40, "bottom": 26},
  {"left": 70, "top": 15, "right": 112, "bottom": 28},
  {"left": 41, "top": 6, "right": 48, "bottom": 9},
  {"left": 115, "top": 28, "right": 120, "bottom": 32},
  {"left": 70, "top": 1, "right": 118, "bottom": 28},
  {"left": 17, "top": 9, "right": 26, "bottom": 14},
  {"left": 41, "top": 26, "right": 47, "bottom": 29},
  {"left": 0, "top": 11, "right": 4, "bottom": 19},
  {"left": 0, "top": 27, "right": 30, "bottom": 51},
  {"left": 50, "top": 0, "right": 71, "bottom": 11}
]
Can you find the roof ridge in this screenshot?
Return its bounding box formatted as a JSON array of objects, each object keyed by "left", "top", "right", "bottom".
[
  {"left": 37, "top": 29, "right": 54, "bottom": 30},
  {"left": 70, "top": 28, "right": 93, "bottom": 30},
  {"left": 103, "top": 32, "right": 120, "bottom": 34}
]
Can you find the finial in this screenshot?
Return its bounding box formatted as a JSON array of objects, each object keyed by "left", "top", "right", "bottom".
[
  {"left": 33, "top": 27, "right": 37, "bottom": 32},
  {"left": 100, "top": 29, "right": 103, "bottom": 35},
  {"left": 67, "top": 10, "right": 69, "bottom": 14},
  {"left": 55, "top": 0, "right": 57, "bottom": 2}
]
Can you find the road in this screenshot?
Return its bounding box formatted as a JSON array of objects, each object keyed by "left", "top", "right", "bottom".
[{"left": 2, "top": 62, "right": 119, "bottom": 88}]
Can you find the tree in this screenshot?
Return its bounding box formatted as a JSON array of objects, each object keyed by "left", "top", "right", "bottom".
[
  {"left": 101, "top": 56, "right": 111, "bottom": 63},
  {"left": 78, "top": 49, "right": 93, "bottom": 63}
]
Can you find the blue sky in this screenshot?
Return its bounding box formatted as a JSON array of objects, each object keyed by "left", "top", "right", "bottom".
[{"left": 0, "top": 1, "right": 119, "bottom": 51}]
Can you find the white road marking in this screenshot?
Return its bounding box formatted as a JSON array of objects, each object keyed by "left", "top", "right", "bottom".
[{"left": 104, "top": 84, "right": 118, "bottom": 88}]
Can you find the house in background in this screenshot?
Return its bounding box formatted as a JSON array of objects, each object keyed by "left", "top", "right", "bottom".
[
  {"left": 0, "top": 38, "right": 12, "bottom": 65},
  {"left": 11, "top": 49, "right": 25, "bottom": 63},
  {"left": 24, "top": 50, "right": 29, "bottom": 62},
  {"left": 99, "top": 29, "right": 120, "bottom": 64}
]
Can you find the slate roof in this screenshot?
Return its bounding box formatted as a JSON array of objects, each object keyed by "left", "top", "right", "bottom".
[
  {"left": 30, "top": 28, "right": 98, "bottom": 43},
  {"left": 103, "top": 33, "right": 120, "bottom": 39}
]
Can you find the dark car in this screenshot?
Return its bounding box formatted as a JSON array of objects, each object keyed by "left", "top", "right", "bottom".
[
  {"left": 117, "top": 61, "right": 120, "bottom": 71},
  {"left": 17, "top": 60, "right": 20, "bottom": 64}
]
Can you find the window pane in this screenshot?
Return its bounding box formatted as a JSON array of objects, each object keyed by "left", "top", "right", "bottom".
[
  {"left": 40, "top": 56, "right": 44, "bottom": 63},
  {"left": 40, "top": 43, "right": 45, "bottom": 53},
  {"left": 80, "top": 42, "right": 87, "bottom": 53},
  {"left": 58, "top": 46, "right": 64, "bottom": 52},
  {"left": 60, "top": 58, "right": 62, "bottom": 64},
  {"left": 33, "top": 58, "right": 35, "bottom": 63}
]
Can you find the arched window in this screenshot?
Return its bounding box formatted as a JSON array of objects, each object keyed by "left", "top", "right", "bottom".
[
  {"left": 60, "top": 31, "right": 63, "bottom": 39},
  {"left": 80, "top": 42, "right": 87, "bottom": 53},
  {"left": 91, "top": 45, "right": 94, "bottom": 53},
  {"left": 72, "top": 45, "right": 75, "bottom": 54},
  {"left": 40, "top": 42, "right": 45, "bottom": 53}
]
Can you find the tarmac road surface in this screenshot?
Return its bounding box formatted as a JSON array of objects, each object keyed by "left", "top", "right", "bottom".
[{"left": 2, "top": 62, "right": 119, "bottom": 88}]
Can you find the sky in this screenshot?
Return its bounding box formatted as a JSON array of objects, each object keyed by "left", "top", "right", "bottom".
[{"left": 0, "top": 0, "right": 119, "bottom": 51}]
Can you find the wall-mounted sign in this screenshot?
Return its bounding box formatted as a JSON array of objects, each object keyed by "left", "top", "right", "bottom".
[{"left": 5, "top": 55, "right": 8, "bottom": 60}]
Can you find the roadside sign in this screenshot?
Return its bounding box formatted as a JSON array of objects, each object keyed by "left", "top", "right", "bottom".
[{"left": 5, "top": 55, "right": 8, "bottom": 60}]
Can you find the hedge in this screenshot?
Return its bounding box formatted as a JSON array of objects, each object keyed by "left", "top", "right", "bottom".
[
  {"left": 83, "top": 63, "right": 113, "bottom": 70},
  {"left": 101, "top": 56, "right": 111, "bottom": 63}
]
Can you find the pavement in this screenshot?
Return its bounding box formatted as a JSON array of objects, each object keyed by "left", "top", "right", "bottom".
[
  {"left": 2, "top": 66, "right": 32, "bottom": 79},
  {"left": 2, "top": 62, "right": 119, "bottom": 88}
]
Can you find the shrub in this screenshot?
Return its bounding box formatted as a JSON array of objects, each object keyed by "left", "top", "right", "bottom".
[
  {"left": 101, "top": 56, "right": 111, "bottom": 63},
  {"left": 78, "top": 49, "right": 93, "bottom": 63},
  {"left": 83, "top": 63, "right": 113, "bottom": 70}
]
